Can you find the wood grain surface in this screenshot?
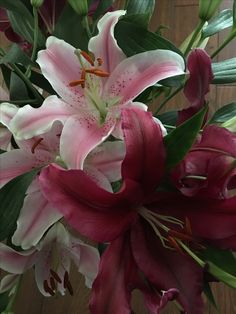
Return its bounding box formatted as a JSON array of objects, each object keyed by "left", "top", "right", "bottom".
[{"left": 1, "top": 1, "right": 236, "bottom": 313}]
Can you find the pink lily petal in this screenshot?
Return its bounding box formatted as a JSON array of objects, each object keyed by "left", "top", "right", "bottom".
[
  {"left": 37, "top": 36, "right": 87, "bottom": 106},
  {"left": 60, "top": 114, "right": 115, "bottom": 169},
  {"left": 104, "top": 50, "right": 185, "bottom": 105},
  {"left": 9, "top": 95, "right": 76, "bottom": 140},
  {"left": 0, "top": 102, "right": 18, "bottom": 127},
  {"left": 131, "top": 221, "right": 204, "bottom": 314},
  {"left": 0, "top": 243, "right": 36, "bottom": 274},
  {"left": 0, "top": 126, "right": 12, "bottom": 151},
  {"left": 88, "top": 10, "right": 126, "bottom": 73},
  {"left": 84, "top": 165, "right": 113, "bottom": 192},
  {"left": 0, "top": 149, "right": 38, "bottom": 187},
  {"left": 0, "top": 274, "right": 19, "bottom": 294},
  {"left": 12, "top": 178, "right": 63, "bottom": 249},
  {"left": 86, "top": 140, "right": 125, "bottom": 182},
  {"left": 90, "top": 234, "right": 133, "bottom": 314},
  {"left": 39, "top": 165, "right": 139, "bottom": 242},
  {"left": 69, "top": 237, "right": 100, "bottom": 288}
]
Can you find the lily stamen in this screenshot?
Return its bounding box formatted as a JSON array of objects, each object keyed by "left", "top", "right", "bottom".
[
  {"left": 43, "top": 279, "right": 55, "bottom": 296},
  {"left": 50, "top": 269, "right": 62, "bottom": 283},
  {"left": 167, "top": 236, "right": 185, "bottom": 255},
  {"left": 31, "top": 138, "right": 43, "bottom": 154},
  {"left": 168, "top": 229, "right": 193, "bottom": 242},
  {"left": 63, "top": 271, "right": 74, "bottom": 296},
  {"left": 69, "top": 79, "right": 85, "bottom": 87},
  {"left": 85, "top": 68, "right": 110, "bottom": 77},
  {"left": 80, "top": 50, "right": 94, "bottom": 66},
  {"left": 50, "top": 276, "right": 56, "bottom": 290}
]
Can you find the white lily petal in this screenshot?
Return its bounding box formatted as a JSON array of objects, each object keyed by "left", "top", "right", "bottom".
[{"left": 0, "top": 274, "right": 19, "bottom": 294}]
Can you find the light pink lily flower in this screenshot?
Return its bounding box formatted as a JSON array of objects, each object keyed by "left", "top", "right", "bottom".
[
  {"left": 0, "top": 89, "right": 12, "bottom": 151},
  {"left": 0, "top": 102, "right": 125, "bottom": 249},
  {"left": 9, "top": 10, "right": 185, "bottom": 169},
  {"left": 0, "top": 223, "right": 100, "bottom": 296}
]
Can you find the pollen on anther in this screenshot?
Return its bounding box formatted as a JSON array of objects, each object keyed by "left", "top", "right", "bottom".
[
  {"left": 69, "top": 79, "right": 85, "bottom": 87},
  {"left": 80, "top": 50, "right": 94, "bottom": 66}
]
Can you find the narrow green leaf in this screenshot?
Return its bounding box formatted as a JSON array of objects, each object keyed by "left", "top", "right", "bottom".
[
  {"left": 0, "top": 169, "right": 38, "bottom": 241},
  {"left": 208, "top": 102, "right": 236, "bottom": 124},
  {"left": 0, "top": 0, "right": 32, "bottom": 18},
  {"left": 164, "top": 106, "right": 207, "bottom": 170},
  {"left": 199, "top": 0, "right": 223, "bottom": 21},
  {"left": 115, "top": 18, "right": 183, "bottom": 57},
  {"left": 9, "top": 72, "right": 29, "bottom": 101},
  {"left": 68, "top": 0, "right": 88, "bottom": 16},
  {"left": 125, "top": 0, "right": 155, "bottom": 25},
  {"left": 156, "top": 111, "right": 178, "bottom": 126},
  {"left": 212, "top": 58, "right": 236, "bottom": 84},
  {"left": 203, "top": 281, "right": 218, "bottom": 310},
  {"left": 0, "top": 292, "right": 10, "bottom": 313},
  {"left": 0, "top": 64, "right": 11, "bottom": 89},
  {"left": 233, "top": 0, "right": 236, "bottom": 28},
  {"left": 208, "top": 262, "right": 236, "bottom": 289},
  {"left": 0, "top": 44, "right": 34, "bottom": 67},
  {"left": 202, "top": 9, "right": 233, "bottom": 38}
]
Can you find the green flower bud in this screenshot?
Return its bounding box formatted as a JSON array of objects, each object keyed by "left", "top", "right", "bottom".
[
  {"left": 68, "top": 0, "right": 88, "bottom": 16},
  {"left": 30, "top": 0, "right": 44, "bottom": 8},
  {"left": 222, "top": 116, "right": 236, "bottom": 133},
  {"left": 199, "top": 0, "right": 223, "bottom": 21}
]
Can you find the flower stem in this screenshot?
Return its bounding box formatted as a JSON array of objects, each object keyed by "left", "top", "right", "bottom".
[
  {"left": 82, "top": 16, "right": 92, "bottom": 39},
  {"left": 25, "top": 7, "right": 39, "bottom": 77},
  {"left": 184, "top": 20, "right": 205, "bottom": 57},
  {"left": 211, "top": 31, "right": 236, "bottom": 59}
]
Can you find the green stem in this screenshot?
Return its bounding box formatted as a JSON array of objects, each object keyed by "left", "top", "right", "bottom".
[
  {"left": 211, "top": 31, "right": 236, "bottom": 59},
  {"left": 178, "top": 240, "right": 205, "bottom": 267},
  {"left": 184, "top": 20, "right": 205, "bottom": 56},
  {"left": 11, "top": 63, "right": 44, "bottom": 104},
  {"left": 82, "top": 16, "right": 92, "bottom": 39},
  {"left": 154, "top": 85, "right": 183, "bottom": 115},
  {"left": 25, "top": 7, "right": 39, "bottom": 77}
]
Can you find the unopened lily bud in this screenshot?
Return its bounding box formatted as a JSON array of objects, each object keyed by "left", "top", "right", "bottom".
[
  {"left": 222, "top": 116, "right": 236, "bottom": 133},
  {"left": 30, "top": 0, "right": 44, "bottom": 8},
  {"left": 199, "top": 0, "right": 222, "bottom": 21},
  {"left": 68, "top": 0, "right": 88, "bottom": 16}
]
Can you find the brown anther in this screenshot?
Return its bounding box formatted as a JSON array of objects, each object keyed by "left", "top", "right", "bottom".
[
  {"left": 167, "top": 236, "right": 184, "bottom": 255},
  {"left": 31, "top": 138, "right": 43, "bottom": 154},
  {"left": 184, "top": 217, "right": 192, "bottom": 235},
  {"left": 69, "top": 79, "right": 85, "bottom": 87},
  {"left": 168, "top": 230, "right": 193, "bottom": 242},
  {"left": 85, "top": 68, "right": 110, "bottom": 77},
  {"left": 43, "top": 279, "right": 55, "bottom": 296},
  {"left": 97, "top": 57, "right": 103, "bottom": 66},
  {"left": 63, "top": 271, "right": 74, "bottom": 296},
  {"left": 50, "top": 269, "right": 62, "bottom": 283},
  {"left": 80, "top": 50, "right": 94, "bottom": 66},
  {"left": 50, "top": 276, "right": 56, "bottom": 291}
]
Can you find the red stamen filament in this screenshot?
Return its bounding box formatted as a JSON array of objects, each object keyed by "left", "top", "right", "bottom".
[
  {"left": 31, "top": 138, "right": 43, "bottom": 154},
  {"left": 50, "top": 269, "right": 62, "bottom": 283},
  {"left": 185, "top": 217, "right": 192, "bottom": 235},
  {"left": 80, "top": 50, "right": 94, "bottom": 66}
]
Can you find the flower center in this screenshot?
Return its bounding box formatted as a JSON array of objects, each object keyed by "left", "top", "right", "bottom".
[{"left": 43, "top": 269, "right": 73, "bottom": 296}]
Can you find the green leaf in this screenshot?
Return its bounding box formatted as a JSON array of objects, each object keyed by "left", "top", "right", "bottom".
[
  {"left": 0, "top": 0, "right": 32, "bottom": 18},
  {"left": 125, "top": 0, "right": 155, "bottom": 25},
  {"left": 203, "top": 281, "right": 218, "bottom": 310},
  {"left": 208, "top": 102, "right": 236, "bottom": 124},
  {"left": 9, "top": 72, "right": 29, "bottom": 101},
  {"left": 0, "top": 169, "right": 38, "bottom": 241},
  {"left": 199, "top": 0, "right": 223, "bottom": 21},
  {"left": 233, "top": 0, "right": 236, "bottom": 28},
  {"left": 164, "top": 106, "right": 207, "bottom": 170},
  {"left": 115, "top": 17, "right": 183, "bottom": 57},
  {"left": 202, "top": 9, "right": 233, "bottom": 38},
  {"left": 156, "top": 111, "right": 178, "bottom": 126},
  {"left": 92, "top": 0, "right": 113, "bottom": 20},
  {"left": 212, "top": 58, "right": 236, "bottom": 84},
  {"left": 0, "top": 64, "right": 11, "bottom": 89},
  {"left": 68, "top": 0, "right": 88, "bottom": 16},
  {"left": 0, "top": 292, "right": 10, "bottom": 313},
  {"left": 53, "top": 4, "right": 88, "bottom": 49},
  {"left": 0, "top": 44, "right": 34, "bottom": 67},
  {"left": 29, "top": 70, "right": 55, "bottom": 95},
  {"left": 208, "top": 262, "right": 236, "bottom": 289}
]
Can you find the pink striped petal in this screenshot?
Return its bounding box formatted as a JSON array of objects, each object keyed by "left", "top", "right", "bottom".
[
  {"left": 60, "top": 115, "right": 115, "bottom": 169},
  {"left": 0, "top": 150, "right": 37, "bottom": 187},
  {"left": 37, "top": 36, "right": 86, "bottom": 107},
  {"left": 9, "top": 95, "right": 75, "bottom": 140},
  {"left": 86, "top": 141, "right": 125, "bottom": 182},
  {"left": 12, "top": 178, "right": 63, "bottom": 249},
  {"left": 88, "top": 10, "right": 126, "bottom": 73},
  {"left": 104, "top": 50, "right": 185, "bottom": 104},
  {"left": 0, "top": 243, "right": 36, "bottom": 274}
]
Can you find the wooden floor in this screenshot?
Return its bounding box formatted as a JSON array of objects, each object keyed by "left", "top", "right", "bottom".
[{"left": 1, "top": 0, "right": 236, "bottom": 313}]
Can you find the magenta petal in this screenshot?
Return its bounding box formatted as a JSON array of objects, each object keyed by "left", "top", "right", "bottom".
[
  {"left": 131, "top": 221, "right": 204, "bottom": 314},
  {"left": 121, "top": 108, "right": 165, "bottom": 193},
  {"left": 39, "top": 165, "right": 139, "bottom": 242},
  {"left": 89, "top": 234, "right": 133, "bottom": 314}
]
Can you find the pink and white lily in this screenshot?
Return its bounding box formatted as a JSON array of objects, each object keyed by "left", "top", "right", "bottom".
[
  {"left": 0, "top": 223, "right": 100, "bottom": 296},
  {"left": 9, "top": 10, "right": 185, "bottom": 168},
  {"left": 0, "top": 102, "right": 125, "bottom": 249}
]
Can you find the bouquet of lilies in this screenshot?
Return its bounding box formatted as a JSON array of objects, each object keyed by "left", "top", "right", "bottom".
[{"left": 0, "top": 0, "right": 236, "bottom": 313}]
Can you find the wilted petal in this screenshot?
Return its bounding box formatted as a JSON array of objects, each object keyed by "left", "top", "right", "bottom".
[
  {"left": 12, "top": 178, "right": 63, "bottom": 249},
  {"left": 37, "top": 36, "right": 87, "bottom": 106},
  {"left": 104, "top": 50, "right": 185, "bottom": 104},
  {"left": 9, "top": 95, "right": 75, "bottom": 140},
  {"left": 0, "top": 243, "right": 36, "bottom": 274},
  {"left": 88, "top": 10, "right": 126, "bottom": 73}
]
